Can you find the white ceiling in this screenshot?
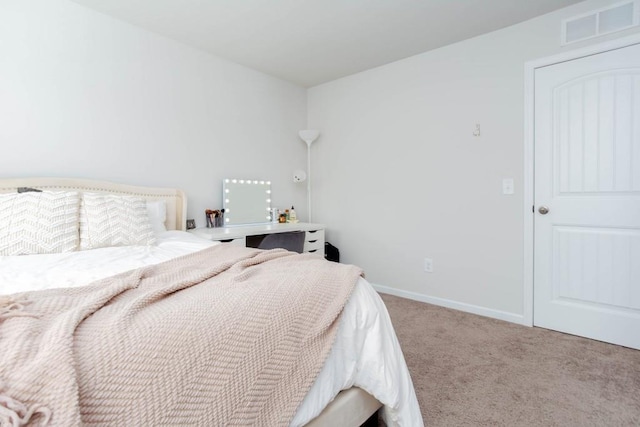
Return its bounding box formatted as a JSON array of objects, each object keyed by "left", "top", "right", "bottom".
[{"left": 71, "top": 0, "right": 583, "bottom": 87}]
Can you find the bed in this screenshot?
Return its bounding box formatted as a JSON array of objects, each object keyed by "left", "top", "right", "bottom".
[{"left": 0, "top": 178, "right": 422, "bottom": 426}]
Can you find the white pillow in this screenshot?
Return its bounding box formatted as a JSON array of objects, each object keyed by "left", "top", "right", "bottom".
[
  {"left": 0, "top": 191, "right": 80, "bottom": 256},
  {"left": 146, "top": 200, "right": 167, "bottom": 234},
  {"left": 80, "top": 193, "right": 156, "bottom": 250}
]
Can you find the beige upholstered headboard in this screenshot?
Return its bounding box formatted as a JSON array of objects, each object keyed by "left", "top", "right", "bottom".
[{"left": 0, "top": 178, "right": 187, "bottom": 231}]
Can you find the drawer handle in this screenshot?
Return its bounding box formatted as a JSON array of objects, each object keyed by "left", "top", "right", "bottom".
[
  {"left": 308, "top": 249, "right": 317, "bottom": 253},
  {"left": 308, "top": 239, "right": 318, "bottom": 243},
  {"left": 220, "top": 238, "right": 235, "bottom": 243},
  {"left": 308, "top": 230, "right": 318, "bottom": 234}
]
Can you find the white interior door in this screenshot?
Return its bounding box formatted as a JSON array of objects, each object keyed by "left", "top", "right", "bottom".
[{"left": 534, "top": 42, "right": 640, "bottom": 350}]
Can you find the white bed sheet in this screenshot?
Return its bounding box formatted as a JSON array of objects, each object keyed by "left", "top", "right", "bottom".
[
  {"left": 0, "top": 231, "right": 422, "bottom": 426},
  {"left": 0, "top": 231, "right": 217, "bottom": 295}
]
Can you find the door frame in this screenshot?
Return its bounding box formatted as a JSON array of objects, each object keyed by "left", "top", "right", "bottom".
[{"left": 522, "top": 33, "right": 640, "bottom": 327}]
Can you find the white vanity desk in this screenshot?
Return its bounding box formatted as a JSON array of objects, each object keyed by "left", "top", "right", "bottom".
[{"left": 189, "top": 223, "right": 325, "bottom": 256}]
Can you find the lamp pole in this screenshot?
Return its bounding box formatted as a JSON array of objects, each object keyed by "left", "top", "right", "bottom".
[
  {"left": 306, "top": 140, "right": 312, "bottom": 222},
  {"left": 298, "top": 130, "right": 320, "bottom": 223}
]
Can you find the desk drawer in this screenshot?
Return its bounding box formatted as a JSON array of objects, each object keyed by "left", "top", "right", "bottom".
[
  {"left": 303, "top": 229, "right": 324, "bottom": 255},
  {"left": 214, "top": 237, "right": 246, "bottom": 246}
]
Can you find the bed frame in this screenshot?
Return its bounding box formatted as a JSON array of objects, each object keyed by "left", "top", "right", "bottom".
[
  {"left": 307, "top": 387, "right": 382, "bottom": 426},
  {"left": 0, "top": 177, "right": 382, "bottom": 426},
  {"left": 0, "top": 177, "right": 187, "bottom": 231}
]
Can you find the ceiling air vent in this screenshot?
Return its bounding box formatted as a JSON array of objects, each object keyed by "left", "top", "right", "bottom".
[{"left": 561, "top": 0, "right": 639, "bottom": 45}]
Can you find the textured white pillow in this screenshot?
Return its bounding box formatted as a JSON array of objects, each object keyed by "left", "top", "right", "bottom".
[
  {"left": 80, "top": 193, "right": 156, "bottom": 250},
  {"left": 0, "top": 191, "right": 80, "bottom": 256},
  {"left": 146, "top": 200, "right": 167, "bottom": 234}
]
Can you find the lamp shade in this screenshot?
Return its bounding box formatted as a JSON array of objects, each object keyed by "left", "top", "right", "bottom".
[{"left": 298, "top": 130, "right": 320, "bottom": 145}]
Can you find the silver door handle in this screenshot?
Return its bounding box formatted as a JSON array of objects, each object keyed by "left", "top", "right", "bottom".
[{"left": 538, "top": 206, "right": 549, "bottom": 215}]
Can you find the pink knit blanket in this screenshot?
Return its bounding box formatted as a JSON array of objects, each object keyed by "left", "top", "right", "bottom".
[{"left": 0, "top": 245, "right": 362, "bottom": 426}]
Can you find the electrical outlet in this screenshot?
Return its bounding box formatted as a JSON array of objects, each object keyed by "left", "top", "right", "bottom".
[{"left": 424, "top": 258, "right": 433, "bottom": 273}]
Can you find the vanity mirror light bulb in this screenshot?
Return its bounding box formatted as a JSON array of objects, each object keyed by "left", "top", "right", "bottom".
[
  {"left": 225, "top": 218, "right": 230, "bottom": 222},
  {"left": 266, "top": 207, "right": 271, "bottom": 211},
  {"left": 225, "top": 179, "right": 230, "bottom": 183},
  {"left": 260, "top": 181, "right": 264, "bottom": 185},
  {"left": 225, "top": 189, "right": 229, "bottom": 193},
  {"left": 225, "top": 208, "right": 230, "bottom": 213},
  {"left": 266, "top": 199, "right": 271, "bottom": 203},
  {"left": 266, "top": 216, "right": 270, "bottom": 220},
  {"left": 232, "top": 179, "right": 237, "bottom": 183},
  {"left": 266, "top": 190, "right": 271, "bottom": 194},
  {"left": 225, "top": 199, "right": 230, "bottom": 203},
  {"left": 266, "top": 181, "right": 271, "bottom": 185},
  {"left": 239, "top": 180, "right": 244, "bottom": 184}
]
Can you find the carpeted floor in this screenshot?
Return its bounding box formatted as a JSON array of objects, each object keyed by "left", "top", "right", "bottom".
[{"left": 379, "top": 293, "right": 640, "bottom": 426}]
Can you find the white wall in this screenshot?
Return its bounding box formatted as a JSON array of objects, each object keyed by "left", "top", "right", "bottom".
[
  {"left": 308, "top": 0, "right": 640, "bottom": 322},
  {"left": 0, "top": 0, "right": 308, "bottom": 227}
]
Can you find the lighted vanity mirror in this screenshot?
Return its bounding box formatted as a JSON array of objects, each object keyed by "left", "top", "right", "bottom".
[{"left": 222, "top": 179, "right": 272, "bottom": 226}]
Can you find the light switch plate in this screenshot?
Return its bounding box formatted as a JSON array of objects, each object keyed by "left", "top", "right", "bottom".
[{"left": 502, "top": 178, "right": 514, "bottom": 195}]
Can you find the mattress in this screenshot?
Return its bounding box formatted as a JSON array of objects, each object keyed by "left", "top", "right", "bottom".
[{"left": 0, "top": 231, "right": 422, "bottom": 426}]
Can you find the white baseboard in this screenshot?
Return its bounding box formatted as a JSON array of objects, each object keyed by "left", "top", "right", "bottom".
[{"left": 371, "top": 283, "right": 526, "bottom": 326}]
